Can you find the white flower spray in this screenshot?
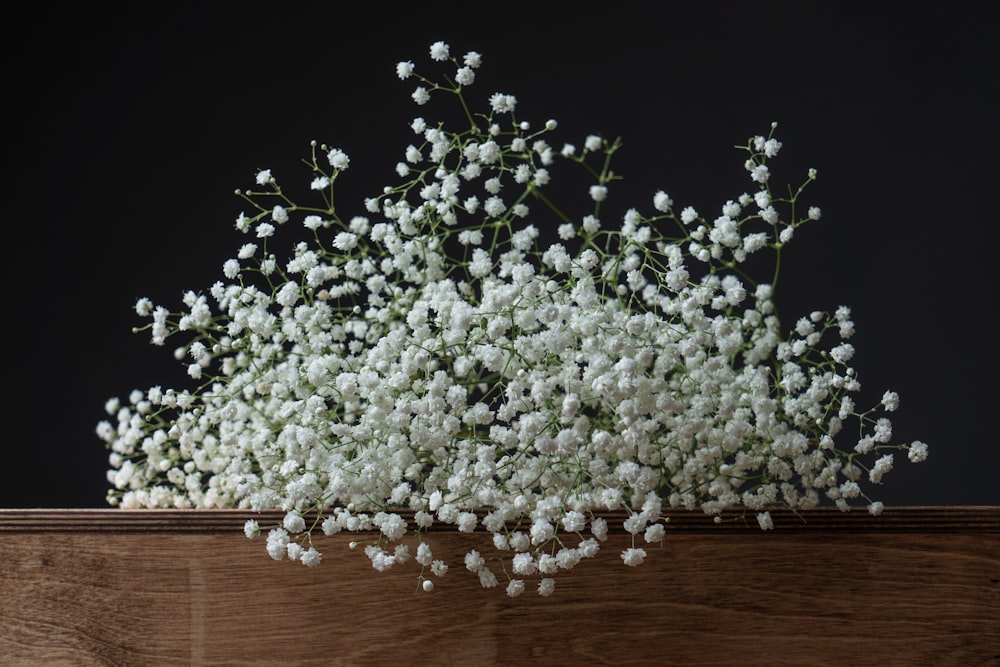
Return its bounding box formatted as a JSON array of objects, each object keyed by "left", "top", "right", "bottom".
[{"left": 97, "top": 41, "right": 928, "bottom": 597}]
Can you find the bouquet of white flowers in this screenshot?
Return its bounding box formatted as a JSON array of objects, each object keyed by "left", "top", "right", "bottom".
[{"left": 97, "top": 40, "right": 928, "bottom": 597}]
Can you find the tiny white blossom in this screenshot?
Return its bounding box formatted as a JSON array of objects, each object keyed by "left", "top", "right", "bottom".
[
  {"left": 505, "top": 579, "right": 525, "bottom": 598},
  {"left": 412, "top": 87, "right": 430, "bottom": 105},
  {"left": 749, "top": 164, "right": 770, "bottom": 183},
  {"left": 455, "top": 66, "right": 475, "bottom": 86},
  {"left": 327, "top": 148, "right": 350, "bottom": 170},
  {"left": 102, "top": 44, "right": 928, "bottom": 601},
  {"left": 489, "top": 93, "right": 516, "bottom": 114},
  {"left": 300, "top": 548, "right": 322, "bottom": 567},
  {"left": 653, "top": 190, "right": 673, "bottom": 212},
  {"left": 429, "top": 41, "right": 450, "bottom": 61},
  {"left": 621, "top": 548, "right": 646, "bottom": 567},
  {"left": 333, "top": 232, "right": 358, "bottom": 251},
  {"left": 396, "top": 61, "right": 415, "bottom": 80},
  {"left": 908, "top": 441, "right": 929, "bottom": 463}
]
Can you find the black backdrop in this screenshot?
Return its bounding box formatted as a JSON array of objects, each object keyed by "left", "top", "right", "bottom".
[{"left": 7, "top": 3, "right": 997, "bottom": 507}]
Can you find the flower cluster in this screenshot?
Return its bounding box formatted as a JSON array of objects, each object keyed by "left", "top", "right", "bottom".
[{"left": 98, "top": 41, "right": 928, "bottom": 597}]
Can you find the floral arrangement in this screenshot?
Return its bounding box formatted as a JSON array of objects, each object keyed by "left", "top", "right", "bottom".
[{"left": 97, "top": 41, "right": 929, "bottom": 597}]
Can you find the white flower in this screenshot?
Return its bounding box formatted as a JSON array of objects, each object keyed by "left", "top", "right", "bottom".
[
  {"left": 396, "top": 61, "right": 415, "bottom": 80},
  {"left": 283, "top": 511, "right": 306, "bottom": 533},
  {"left": 644, "top": 524, "right": 666, "bottom": 543},
  {"left": 300, "top": 548, "right": 322, "bottom": 567},
  {"left": 333, "top": 232, "right": 358, "bottom": 251},
  {"left": 489, "top": 93, "right": 516, "bottom": 114},
  {"left": 265, "top": 529, "right": 289, "bottom": 560},
  {"left": 484, "top": 196, "right": 506, "bottom": 218},
  {"left": 908, "top": 441, "right": 929, "bottom": 463},
  {"left": 455, "top": 67, "right": 475, "bottom": 86},
  {"left": 134, "top": 297, "right": 153, "bottom": 317},
  {"left": 653, "top": 190, "right": 673, "bottom": 212},
  {"left": 512, "top": 552, "right": 537, "bottom": 575},
  {"left": 464, "top": 550, "right": 485, "bottom": 572},
  {"left": 104, "top": 42, "right": 928, "bottom": 600},
  {"left": 478, "top": 569, "right": 499, "bottom": 589},
  {"left": 505, "top": 579, "right": 525, "bottom": 598},
  {"left": 748, "top": 163, "right": 770, "bottom": 183},
  {"left": 621, "top": 548, "right": 646, "bottom": 567},
  {"left": 412, "top": 87, "right": 430, "bottom": 105},
  {"left": 327, "top": 148, "right": 350, "bottom": 170},
  {"left": 429, "top": 41, "right": 450, "bottom": 61},
  {"left": 869, "top": 454, "right": 894, "bottom": 484}
]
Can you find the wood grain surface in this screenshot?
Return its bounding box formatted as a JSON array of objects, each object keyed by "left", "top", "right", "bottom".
[{"left": 1, "top": 507, "right": 997, "bottom": 666}]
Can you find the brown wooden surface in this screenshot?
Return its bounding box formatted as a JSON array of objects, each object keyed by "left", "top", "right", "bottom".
[{"left": 1, "top": 507, "right": 998, "bottom": 666}]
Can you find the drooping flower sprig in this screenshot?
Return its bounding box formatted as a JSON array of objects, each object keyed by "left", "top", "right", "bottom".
[{"left": 98, "top": 40, "right": 928, "bottom": 597}]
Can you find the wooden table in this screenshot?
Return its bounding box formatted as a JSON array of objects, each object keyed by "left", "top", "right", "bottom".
[{"left": 2, "top": 507, "right": 997, "bottom": 666}]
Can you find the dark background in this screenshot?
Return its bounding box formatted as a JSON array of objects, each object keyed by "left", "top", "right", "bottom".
[{"left": 7, "top": 3, "right": 997, "bottom": 507}]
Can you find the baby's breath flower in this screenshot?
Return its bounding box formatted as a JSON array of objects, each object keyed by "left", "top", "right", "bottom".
[
  {"left": 327, "top": 148, "right": 350, "bottom": 170},
  {"left": 396, "top": 61, "right": 415, "bottom": 80},
  {"left": 589, "top": 185, "right": 608, "bottom": 202},
  {"left": 412, "top": 87, "right": 430, "bottom": 105},
  {"left": 102, "top": 41, "right": 928, "bottom": 599},
  {"left": 429, "top": 40, "right": 449, "bottom": 62},
  {"left": 489, "top": 93, "right": 516, "bottom": 114},
  {"left": 455, "top": 66, "right": 475, "bottom": 86},
  {"left": 908, "top": 441, "right": 929, "bottom": 463},
  {"left": 653, "top": 190, "right": 673, "bottom": 212},
  {"left": 621, "top": 548, "right": 646, "bottom": 567}
]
